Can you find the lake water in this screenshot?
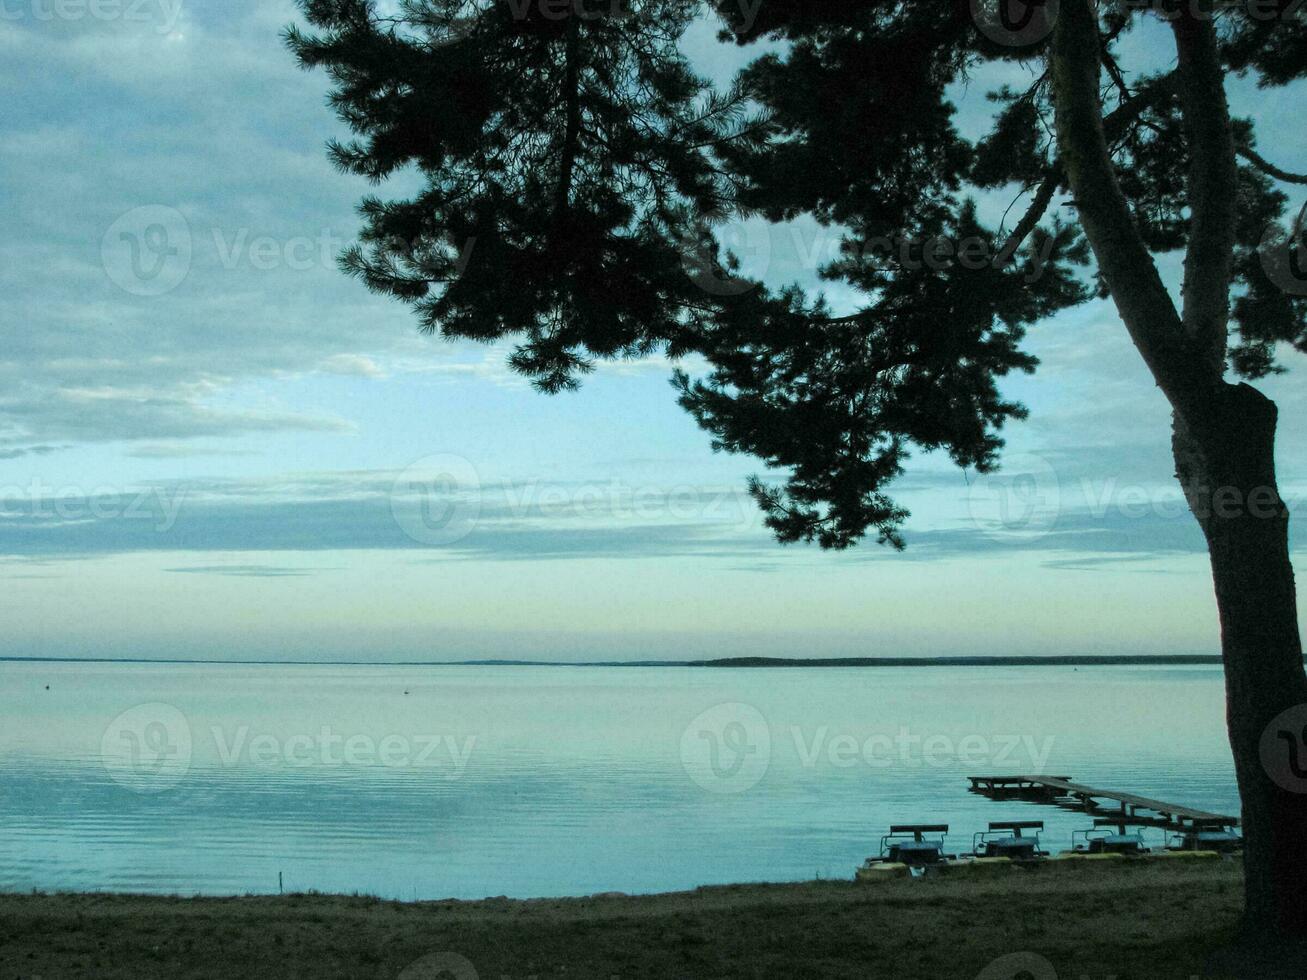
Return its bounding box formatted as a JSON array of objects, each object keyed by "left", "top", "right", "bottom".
[{"left": 0, "top": 660, "right": 1238, "bottom": 900}]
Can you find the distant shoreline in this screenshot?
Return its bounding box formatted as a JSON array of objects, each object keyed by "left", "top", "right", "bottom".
[
  {"left": 0, "top": 654, "right": 1232, "bottom": 668},
  {"left": 687, "top": 655, "right": 1228, "bottom": 667}
]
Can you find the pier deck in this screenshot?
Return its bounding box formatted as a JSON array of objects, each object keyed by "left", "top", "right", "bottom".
[{"left": 967, "top": 775, "right": 1238, "bottom": 830}]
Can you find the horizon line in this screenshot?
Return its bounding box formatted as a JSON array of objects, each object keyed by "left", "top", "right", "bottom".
[{"left": 0, "top": 654, "right": 1236, "bottom": 668}]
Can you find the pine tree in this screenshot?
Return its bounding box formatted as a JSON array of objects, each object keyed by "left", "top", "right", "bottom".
[{"left": 290, "top": 0, "right": 1307, "bottom": 934}]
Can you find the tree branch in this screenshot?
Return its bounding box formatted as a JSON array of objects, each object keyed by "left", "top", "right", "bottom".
[
  {"left": 995, "top": 172, "right": 1059, "bottom": 268},
  {"left": 1050, "top": 0, "right": 1213, "bottom": 426},
  {"left": 1101, "top": 47, "right": 1131, "bottom": 104},
  {"left": 555, "top": 15, "right": 582, "bottom": 219},
  {"left": 1238, "top": 146, "right": 1307, "bottom": 185},
  {"left": 997, "top": 71, "right": 1180, "bottom": 265},
  {"left": 832, "top": 67, "right": 1184, "bottom": 327},
  {"left": 1172, "top": 13, "right": 1239, "bottom": 372}
]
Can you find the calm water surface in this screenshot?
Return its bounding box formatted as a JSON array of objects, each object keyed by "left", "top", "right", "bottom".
[{"left": 0, "top": 661, "right": 1237, "bottom": 899}]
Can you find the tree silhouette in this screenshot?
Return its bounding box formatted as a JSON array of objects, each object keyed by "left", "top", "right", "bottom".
[{"left": 290, "top": 0, "right": 1307, "bottom": 934}]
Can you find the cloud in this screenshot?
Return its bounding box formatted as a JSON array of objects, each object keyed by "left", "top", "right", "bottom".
[
  {"left": 1038, "top": 555, "right": 1184, "bottom": 573},
  {"left": 0, "top": 471, "right": 767, "bottom": 560},
  {"left": 317, "top": 354, "right": 386, "bottom": 379},
  {"left": 2, "top": 0, "right": 1305, "bottom": 578},
  {"left": 125, "top": 443, "right": 261, "bottom": 459},
  {"left": 164, "top": 564, "right": 320, "bottom": 577},
  {"left": 0, "top": 387, "right": 353, "bottom": 449},
  {"left": 902, "top": 506, "right": 1210, "bottom": 561},
  {"left": 0, "top": 2, "right": 434, "bottom": 450},
  {"left": 0, "top": 6, "right": 726, "bottom": 454},
  {"left": 0, "top": 465, "right": 1299, "bottom": 568},
  {"left": 0, "top": 445, "right": 63, "bottom": 461}
]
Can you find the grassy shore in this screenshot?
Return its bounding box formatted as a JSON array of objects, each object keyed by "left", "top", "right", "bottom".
[{"left": 1, "top": 863, "right": 1299, "bottom": 979}]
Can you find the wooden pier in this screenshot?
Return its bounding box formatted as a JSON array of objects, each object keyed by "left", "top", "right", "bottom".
[{"left": 967, "top": 775, "right": 1239, "bottom": 830}]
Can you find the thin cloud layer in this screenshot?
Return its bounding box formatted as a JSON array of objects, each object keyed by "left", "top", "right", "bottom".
[
  {"left": 0, "top": 3, "right": 431, "bottom": 453},
  {"left": 0, "top": 468, "right": 1295, "bottom": 567}
]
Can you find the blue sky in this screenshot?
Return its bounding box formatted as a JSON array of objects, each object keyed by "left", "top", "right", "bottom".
[{"left": 1, "top": 1, "right": 1305, "bottom": 661}]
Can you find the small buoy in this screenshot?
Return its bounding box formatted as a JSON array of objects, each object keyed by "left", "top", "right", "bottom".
[{"left": 45, "top": 685, "right": 50, "bottom": 690}]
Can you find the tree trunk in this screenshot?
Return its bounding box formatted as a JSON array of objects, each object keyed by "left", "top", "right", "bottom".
[
  {"left": 1049, "top": 0, "right": 1307, "bottom": 936},
  {"left": 1174, "top": 382, "right": 1307, "bottom": 936}
]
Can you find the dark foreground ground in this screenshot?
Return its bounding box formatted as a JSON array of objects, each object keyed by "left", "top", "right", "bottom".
[{"left": 2, "top": 863, "right": 1302, "bottom": 979}]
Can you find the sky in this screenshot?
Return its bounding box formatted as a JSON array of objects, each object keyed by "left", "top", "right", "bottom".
[{"left": 0, "top": 1, "right": 1305, "bottom": 662}]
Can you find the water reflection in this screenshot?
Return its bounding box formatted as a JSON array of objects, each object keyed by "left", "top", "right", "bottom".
[{"left": 0, "top": 661, "right": 1237, "bottom": 899}]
